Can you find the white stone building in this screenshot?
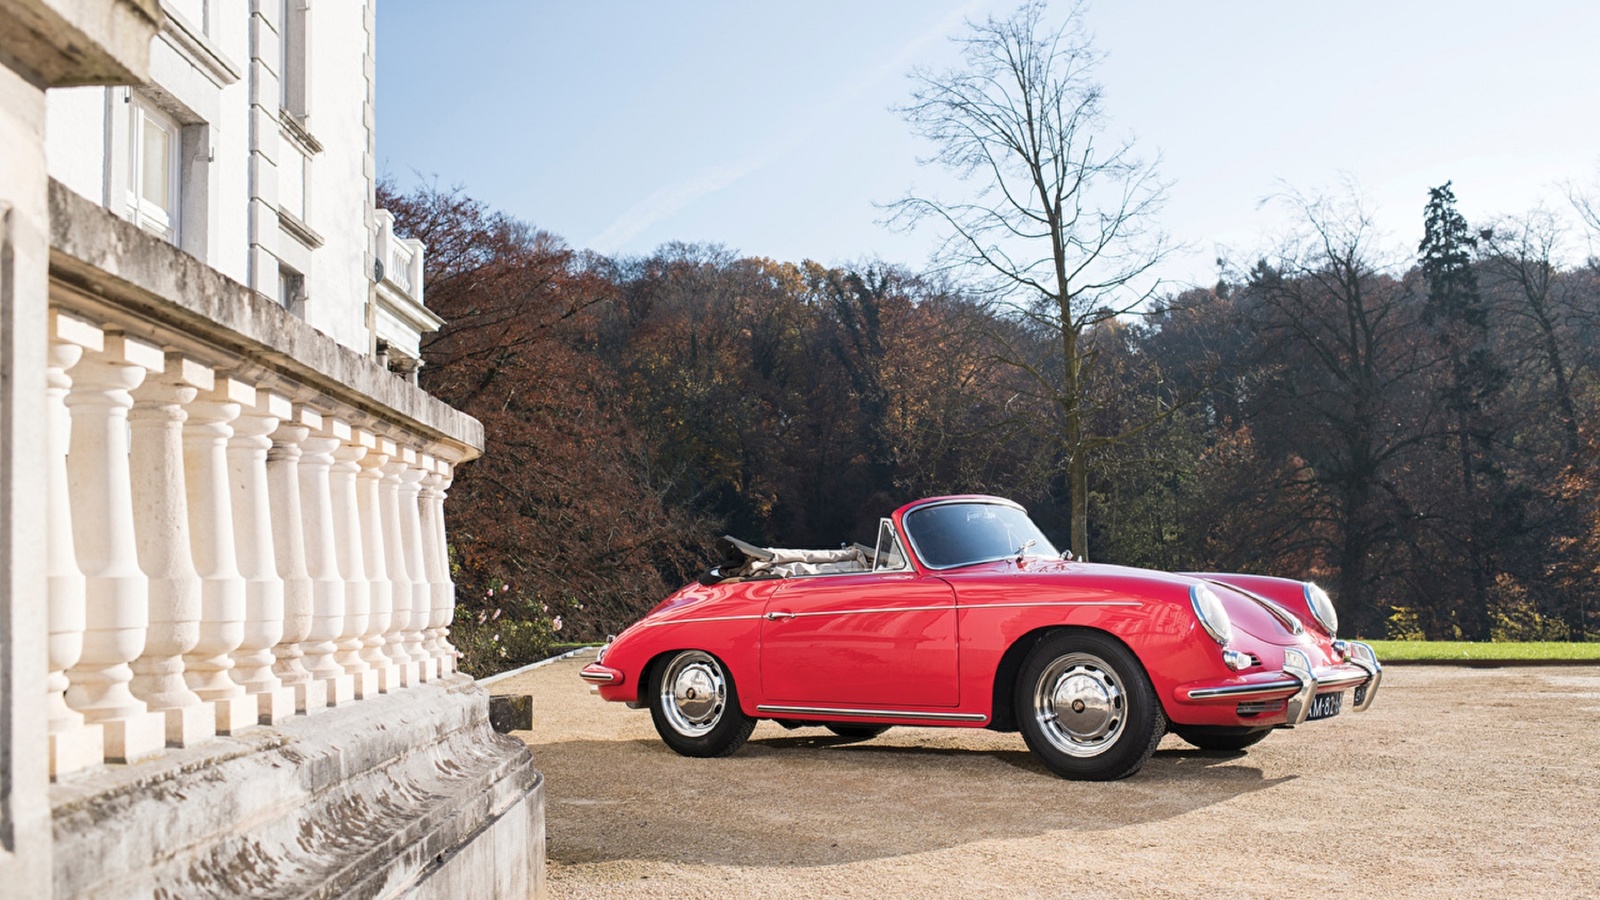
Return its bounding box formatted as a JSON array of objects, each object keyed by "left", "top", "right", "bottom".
[{"left": 0, "top": 0, "right": 543, "bottom": 895}]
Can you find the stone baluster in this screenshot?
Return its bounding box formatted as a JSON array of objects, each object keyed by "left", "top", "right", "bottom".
[
  {"left": 438, "top": 464, "right": 460, "bottom": 674},
  {"left": 330, "top": 431, "right": 376, "bottom": 698},
  {"left": 299, "top": 426, "right": 354, "bottom": 705},
  {"left": 46, "top": 311, "right": 105, "bottom": 776},
  {"left": 378, "top": 453, "right": 418, "bottom": 687},
  {"left": 128, "top": 354, "right": 216, "bottom": 748},
  {"left": 397, "top": 460, "right": 435, "bottom": 680},
  {"left": 356, "top": 438, "right": 399, "bottom": 692},
  {"left": 421, "top": 464, "right": 459, "bottom": 674},
  {"left": 64, "top": 334, "right": 167, "bottom": 764},
  {"left": 227, "top": 389, "right": 296, "bottom": 723},
  {"left": 266, "top": 407, "right": 326, "bottom": 713},
  {"left": 182, "top": 378, "right": 255, "bottom": 734}
]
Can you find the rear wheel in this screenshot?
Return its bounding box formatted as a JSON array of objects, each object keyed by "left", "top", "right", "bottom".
[
  {"left": 1175, "top": 726, "right": 1270, "bottom": 752},
  {"left": 648, "top": 650, "right": 756, "bottom": 758},
  {"left": 1015, "top": 631, "right": 1165, "bottom": 781},
  {"left": 825, "top": 724, "right": 890, "bottom": 740}
]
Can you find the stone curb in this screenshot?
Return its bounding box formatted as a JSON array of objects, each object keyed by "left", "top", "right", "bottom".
[{"left": 477, "top": 646, "right": 595, "bottom": 687}]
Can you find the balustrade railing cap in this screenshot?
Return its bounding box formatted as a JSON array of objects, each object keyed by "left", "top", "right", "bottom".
[
  {"left": 252, "top": 390, "right": 293, "bottom": 419},
  {"left": 48, "top": 181, "right": 483, "bottom": 461},
  {"left": 52, "top": 310, "right": 106, "bottom": 350},
  {"left": 161, "top": 353, "right": 215, "bottom": 390}
]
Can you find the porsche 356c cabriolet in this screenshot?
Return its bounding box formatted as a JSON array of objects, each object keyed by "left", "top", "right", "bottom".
[{"left": 580, "top": 495, "right": 1381, "bottom": 780}]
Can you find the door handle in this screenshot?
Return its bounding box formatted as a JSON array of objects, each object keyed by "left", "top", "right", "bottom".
[{"left": 764, "top": 611, "right": 795, "bottom": 621}]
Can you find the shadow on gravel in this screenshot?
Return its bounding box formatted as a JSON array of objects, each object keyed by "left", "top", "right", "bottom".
[{"left": 538, "top": 732, "right": 1294, "bottom": 867}]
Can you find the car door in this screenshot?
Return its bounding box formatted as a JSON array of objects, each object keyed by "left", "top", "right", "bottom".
[{"left": 759, "top": 523, "right": 958, "bottom": 708}]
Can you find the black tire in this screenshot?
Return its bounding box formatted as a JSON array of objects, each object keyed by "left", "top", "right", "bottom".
[
  {"left": 1014, "top": 631, "right": 1165, "bottom": 781},
  {"left": 648, "top": 650, "right": 757, "bottom": 758},
  {"left": 1174, "top": 726, "right": 1270, "bottom": 752},
  {"left": 825, "top": 724, "right": 890, "bottom": 740}
]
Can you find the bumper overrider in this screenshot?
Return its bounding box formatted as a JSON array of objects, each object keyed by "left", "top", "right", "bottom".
[
  {"left": 1177, "top": 640, "right": 1382, "bottom": 726},
  {"left": 580, "top": 642, "right": 622, "bottom": 685}
]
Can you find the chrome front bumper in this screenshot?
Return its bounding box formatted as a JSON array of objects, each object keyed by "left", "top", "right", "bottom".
[{"left": 1178, "top": 640, "right": 1383, "bottom": 725}]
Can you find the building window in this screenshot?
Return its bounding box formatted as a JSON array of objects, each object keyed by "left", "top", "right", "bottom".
[
  {"left": 127, "top": 95, "right": 181, "bottom": 242},
  {"left": 280, "top": 0, "right": 309, "bottom": 121},
  {"left": 279, "top": 266, "right": 306, "bottom": 319}
]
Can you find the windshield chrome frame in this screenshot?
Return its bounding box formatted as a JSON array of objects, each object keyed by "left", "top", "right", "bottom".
[{"left": 900, "top": 497, "right": 1053, "bottom": 571}]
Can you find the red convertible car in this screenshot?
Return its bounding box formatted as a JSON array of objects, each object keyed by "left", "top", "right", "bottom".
[{"left": 581, "top": 495, "right": 1381, "bottom": 780}]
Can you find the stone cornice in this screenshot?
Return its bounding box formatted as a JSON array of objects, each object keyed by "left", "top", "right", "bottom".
[
  {"left": 47, "top": 179, "right": 483, "bottom": 460},
  {"left": 156, "top": 0, "right": 239, "bottom": 87},
  {"left": 0, "top": 0, "right": 162, "bottom": 87}
]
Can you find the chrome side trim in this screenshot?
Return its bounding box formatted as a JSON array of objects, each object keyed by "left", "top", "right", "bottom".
[
  {"left": 967, "top": 600, "right": 1142, "bottom": 610},
  {"left": 784, "top": 604, "right": 952, "bottom": 618},
  {"left": 669, "top": 600, "right": 1141, "bottom": 628},
  {"left": 641, "top": 613, "right": 764, "bottom": 627},
  {"left": 1282, "top": 648, "right": 1317, "bottom": 725},
  {"left": 756, "top": 704, "right": 988, "bottom": 723}
]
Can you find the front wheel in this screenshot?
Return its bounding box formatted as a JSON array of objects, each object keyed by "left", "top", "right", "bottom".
[
  {"left": 649, "top": 650, "right": 756, "bottom": 758},
  {"left": 1015, "top": 631, "right": 1165, "bottom": 781}
]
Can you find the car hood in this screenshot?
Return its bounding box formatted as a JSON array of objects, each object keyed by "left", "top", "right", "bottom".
[{"left": 943, "top": 558, "right": 1306, "bottom": 646}]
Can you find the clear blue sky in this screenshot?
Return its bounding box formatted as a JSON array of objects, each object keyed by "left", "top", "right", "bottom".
[{"left": 378, "top": 1, "right": 1600, "bottom": 291}]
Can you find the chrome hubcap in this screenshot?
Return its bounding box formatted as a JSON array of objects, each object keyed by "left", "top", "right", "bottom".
[
  {"left": 1033, "top": 653, "right": 1126, "bottom": 757},
  {"left": 660, "top": 651, "right": 726, "bottom": 737}
]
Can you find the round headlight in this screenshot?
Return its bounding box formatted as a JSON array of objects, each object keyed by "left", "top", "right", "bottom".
[
  {"left": 1303, "top": 582, "right": 1338, "bottom": 636},
  {"left": 1190, "top": 584, "right": 1233, "bottom": 646}
]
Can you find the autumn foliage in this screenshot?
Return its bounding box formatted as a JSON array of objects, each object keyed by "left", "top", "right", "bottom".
[{"left": 381, "top": 179, "right": 1600, "bottom": 675}]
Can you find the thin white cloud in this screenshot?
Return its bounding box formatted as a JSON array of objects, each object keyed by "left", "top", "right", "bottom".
[{"left": 585, "top": 0, "right": 995, "bottom": 255}]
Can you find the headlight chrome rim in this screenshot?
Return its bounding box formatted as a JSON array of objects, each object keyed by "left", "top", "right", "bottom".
[
  {"left": 1303, "top": 582, "right": 1339, "bottom": 636},
  {"left": 1190, "top": 584, "right": 1233, "bottom": 646}
]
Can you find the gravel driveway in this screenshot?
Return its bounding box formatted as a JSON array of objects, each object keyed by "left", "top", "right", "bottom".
[{"left": 494, "top": 653, "right": 1600, "bottom": 898}]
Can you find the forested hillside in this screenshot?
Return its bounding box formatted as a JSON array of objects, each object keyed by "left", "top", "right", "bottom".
[{"left": 380, "top": 180, "right": 1600, "bottom": 673}]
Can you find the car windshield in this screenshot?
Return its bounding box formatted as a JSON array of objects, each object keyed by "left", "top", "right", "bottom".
[{"left": 902, "top": 501, "right": 1058, "bottom": 569}]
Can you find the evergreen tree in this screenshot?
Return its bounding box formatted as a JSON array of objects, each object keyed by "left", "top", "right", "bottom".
[{"left": 1418, "top": 182, "right": 1507, "bottom": 640}]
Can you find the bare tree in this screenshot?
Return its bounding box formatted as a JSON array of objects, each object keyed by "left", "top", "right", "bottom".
[
  {"left": 887, "top": 0, "right": 1171, "bottom": 559},
  {"left": 1479, "top": 208, "right": 1584, "bottom": 457},
  {"left": 1245, "top": 191, "right": 1438, "bottom": 636}
]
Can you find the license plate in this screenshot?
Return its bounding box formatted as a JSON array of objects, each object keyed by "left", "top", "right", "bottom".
[{"left": 1307, "top": 691, "right": 1343, "bottom": 720}]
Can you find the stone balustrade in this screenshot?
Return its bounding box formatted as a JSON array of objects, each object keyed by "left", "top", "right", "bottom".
[{"left": 43, "top": 183, "right": 478, "bottom": 779}]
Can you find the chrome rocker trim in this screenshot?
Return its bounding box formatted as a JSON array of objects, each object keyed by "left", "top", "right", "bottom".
[{"left": 756, "top": 704, "right": 988, "bottom": 723}]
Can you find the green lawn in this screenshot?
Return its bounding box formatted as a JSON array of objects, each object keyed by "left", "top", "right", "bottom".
[{"left": 1367, "top": 640, "right": 1600, "bottom": 662}]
